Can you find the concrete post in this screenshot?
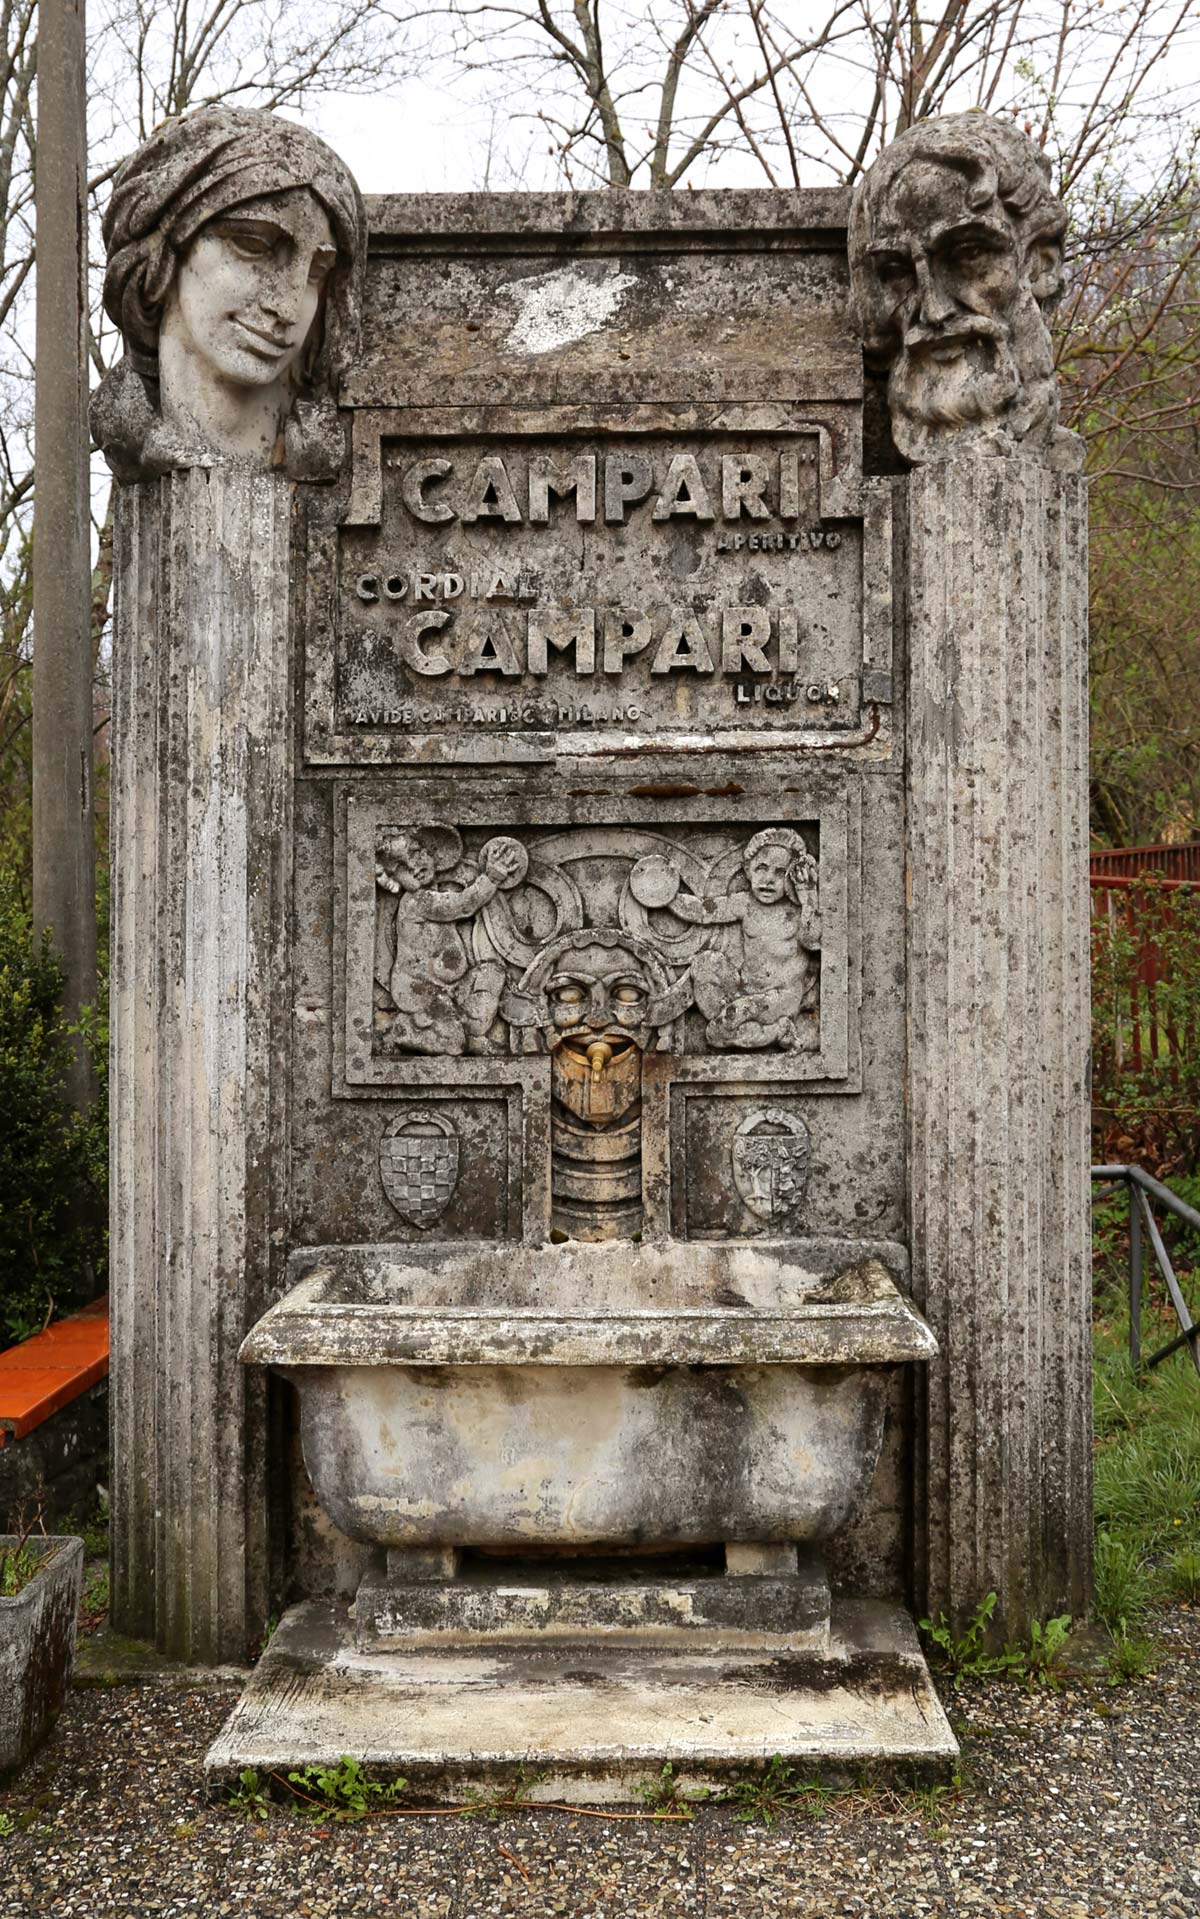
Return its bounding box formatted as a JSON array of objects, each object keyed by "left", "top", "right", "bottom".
[
  {"left": 109, "top": 471, "right": 292, "bottom": 1659},
  {"left": 905, "top": 459, "right": 1093, "bottom": 1634},
  {"left": 32, "top": 0, "right": 96, "bottom": 1098}
]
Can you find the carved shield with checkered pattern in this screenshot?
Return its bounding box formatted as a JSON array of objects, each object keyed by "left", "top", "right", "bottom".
[
  {"left": 379, "top": 1110, "right": 459, "bottom": 1228},
  {"left": 731, "top": 1108, "right": 812, "bottom": 1225}
]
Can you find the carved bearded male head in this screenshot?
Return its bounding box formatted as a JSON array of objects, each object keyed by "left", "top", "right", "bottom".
[
  {"left": 92, "top": 106, "right": 365, "bottom": 483},
  {"left": 848, "top": 113, "right": 1081, "bottom": 468}
]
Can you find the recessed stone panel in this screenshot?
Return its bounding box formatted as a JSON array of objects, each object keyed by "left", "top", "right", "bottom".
[
  {"left": 338, "top": 789, "right": 857, "bottom": 1095},
  {"left": 670, "top": 1088, "right": 902, "bottom": 1242},
  {"left": 303, "top": 422, "right": 893, "bottom": 766},
  {"left": 290, "top": 1093, "right": 519, "bottom": 1246}
]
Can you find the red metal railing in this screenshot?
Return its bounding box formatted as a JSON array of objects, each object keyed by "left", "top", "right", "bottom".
[
  {"left": 1090, "top": 841, "right": 1200, "bottom": 883},
  {"left": 1091, "top": 868, "right": 1198, "bottom": 1078}
]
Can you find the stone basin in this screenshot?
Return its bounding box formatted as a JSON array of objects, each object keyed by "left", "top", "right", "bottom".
[{"left": 242, "top": 1239, "right": 935, "bottom": 1552}]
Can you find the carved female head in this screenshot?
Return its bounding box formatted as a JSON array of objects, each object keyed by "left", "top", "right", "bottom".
[{"left": 92, "top": 106, "right": 365, "bottom": 482}]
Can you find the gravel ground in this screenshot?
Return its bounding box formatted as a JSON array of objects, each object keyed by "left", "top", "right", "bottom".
[{"left": 1, "top": 1611, "right": 1198, "bottom": 1918}]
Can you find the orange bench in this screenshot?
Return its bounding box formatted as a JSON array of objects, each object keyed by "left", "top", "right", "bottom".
[{"left": 0, "top": 1297, "right": 110, "bottom": 1447}]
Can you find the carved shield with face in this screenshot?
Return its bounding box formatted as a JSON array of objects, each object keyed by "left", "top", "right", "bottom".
[
  {"left": 731, "top": 1108, "right": 812, "bottom": 1225},
  {"left": 379, "top": 1109, "right": 460, "bottom": 1228}
]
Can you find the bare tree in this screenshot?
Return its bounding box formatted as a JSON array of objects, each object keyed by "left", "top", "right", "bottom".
[
  {"left": 410, "top": 3, "right": 1199, "bottom": 194},
  {"left": 0, "top": 0, "right": 412, "bottom": 905},
  {"left": 5, "top": 1, "right": 1199, "bottom": 857},
  {"left": 407, "top": 2, "right": 1200, "bottom": 842}
]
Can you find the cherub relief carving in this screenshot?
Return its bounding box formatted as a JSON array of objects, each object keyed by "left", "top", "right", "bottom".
[
  {"left": 848, "top": 112, "right": 1082, "bottom": 470},
  {"left": 370, "top": 826, "right": 822, "bottom": 1060},
  {"left": 374, "top": 829, "right": 526, "bottom": 1055},
  {"left": 92, "top": 106, "right": 365, "bottom": 482},
  {"left": 631, "top": 831, "right": 821, "bottom": 1051}
]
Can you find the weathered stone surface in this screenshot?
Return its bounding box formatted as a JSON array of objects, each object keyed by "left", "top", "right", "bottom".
[
  {"left": 246, "top": 1241, "right": 933, "bottom": 1365},
  {"left": 355, "top": 1549, "right": 831, "bottom": 1652},
  {"left": 92, "top": 107, "right": 365, "bottom": 481},
  {"left": 109, "top": 470, "right": 293, "bottom": 1661},
  {"left": 108, "top": 127, "right": 1090, "bottom": 1704},
  {"left": 308, "top": 187, "right": 886, "bottom": 769},
  {"left": 243, "top": 1246, "right": 927, "bottom": 1557},
  {"left": 0, "top": 1382, "right": 108, "bottom": 1533},
  {"left": 849, "top": 113, "right": 1082, "bottom": 470},
  {"left": 905, "top": 459, "right": 1092, "bottom": 1631},
  {"left": 0, "top": 1536, "right": 83, "bottom": 1774},
  {"left": 204, "top": 1594, "right": 958, "bottom": 1795}
]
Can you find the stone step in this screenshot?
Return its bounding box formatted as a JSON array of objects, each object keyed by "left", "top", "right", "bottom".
[{"left": 205, "top": 1596, "right": 958, "bottom": 1802}]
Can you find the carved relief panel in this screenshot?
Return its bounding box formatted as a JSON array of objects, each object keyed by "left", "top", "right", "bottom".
[
  {"left": 298, "top": 196, "right": 897, "bottom": 1254},
  {"left": 334, "top": 788, "right": 860, "bottom": 1244},
  {"left": 340, "top": 796, "right": 854, "bottom": 1086},
  {"left": 304, "top": 421, "right": 894, "bottom": 766}
]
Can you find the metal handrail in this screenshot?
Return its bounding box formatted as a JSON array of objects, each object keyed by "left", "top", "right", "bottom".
[{"left": 1091, "top": 1165, "right": 1200, "bottom": 1376}]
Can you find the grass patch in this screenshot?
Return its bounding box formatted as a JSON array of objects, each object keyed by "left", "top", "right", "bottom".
[{"left": 1092, "top": 1269, "right": 1200, "bottom": 1670}]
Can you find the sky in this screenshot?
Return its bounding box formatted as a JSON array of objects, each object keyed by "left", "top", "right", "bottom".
[{"left": 294, "top": 2, "right": 1200, "bottom": 202}]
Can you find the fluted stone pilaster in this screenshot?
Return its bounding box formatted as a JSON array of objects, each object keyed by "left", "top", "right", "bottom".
[
  {"left": 906, "top": 460, "right": 1092, "bottom": 1633},
  {"left": 110, "top": 470, "right": 293, "bottom": 1661}
]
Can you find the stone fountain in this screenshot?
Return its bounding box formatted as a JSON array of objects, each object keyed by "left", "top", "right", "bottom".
[{"left": 97, "top": 107, "right": 1092, "bottom": 1796}]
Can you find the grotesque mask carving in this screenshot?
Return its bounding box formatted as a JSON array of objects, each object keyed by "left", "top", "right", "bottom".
[
  {"left": 92, "top": 106, "right": 365, "bottom": 482},
  {"left": 366, "top": 824, "right": 830, "bottom": 1242},
  {"left": 503, "top": 928, "right": 690, "bottom": 1063},
  {"left": 848, "top": 112, "right": 1082, "bottom": 469}
]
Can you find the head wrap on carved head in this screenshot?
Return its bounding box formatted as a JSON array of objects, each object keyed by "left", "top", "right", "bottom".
[
  {"left": 743, "top": 828, "right": 819, "bottom": 905},
  {"left": 92, "top": 105, "right": 365, "bottom": 481}
]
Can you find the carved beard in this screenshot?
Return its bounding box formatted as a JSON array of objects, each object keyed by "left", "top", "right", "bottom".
[
  {"left": 888, "top": 317, "right": 1021, "bottom": 460},
  {"left": 886, "top": 290, "right": 1062, "bottom": 464}
]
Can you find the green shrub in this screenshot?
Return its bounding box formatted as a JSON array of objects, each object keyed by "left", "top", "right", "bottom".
[{"left": 0, "top": 873, "right": 106, "bottom": 1345}]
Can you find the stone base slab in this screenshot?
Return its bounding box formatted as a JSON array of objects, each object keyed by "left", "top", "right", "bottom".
[
  {"left": 355, "top": 1550, "right": 831, "bottom": 1653},
  {"left": 205, "top": 1596, "right": 958, "bottom": 1800}
]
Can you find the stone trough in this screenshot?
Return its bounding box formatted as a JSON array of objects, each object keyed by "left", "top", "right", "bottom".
[
  {"left": 207, "top": 1243, "right": 956, "bottom": 1793},
  {"left": 243, "top": 1241, "right": 933, "bottom": 1556}
]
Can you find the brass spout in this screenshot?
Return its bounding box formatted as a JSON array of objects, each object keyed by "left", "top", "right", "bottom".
[{"left": 586, "top": 1039, "right": 613, "bottom": 1083}]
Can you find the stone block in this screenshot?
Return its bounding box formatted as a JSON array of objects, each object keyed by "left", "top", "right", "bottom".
[
  {"left": 0, "top": 1537, "right": 83, "bottom": 1775},
  {"left": 205, "top": 1595, "right": 958, "bottom": 1798},
  {"left": 355, "top": 1551, "right": 831, "bottom": 1653}
]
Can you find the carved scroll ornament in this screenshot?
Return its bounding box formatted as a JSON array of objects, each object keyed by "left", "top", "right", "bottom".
[{"left": 849, "top": 112, "right": 1082, "bottom": 470}]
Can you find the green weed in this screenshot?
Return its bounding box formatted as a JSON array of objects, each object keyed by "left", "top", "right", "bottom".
[
  {"left": 83, "top": 1564, "right": 110, "bottom": 1616},
  {"left": 226, "top": 1768, "right": 270, "bottom": 1822},
  {"left": 719, "top": 1755, "right": 827, "bottom": 1827},
  {"left": 0, "top": 1544, "right": 40, "bottom": 1597},
  {"left": 1106, "top": 1630, "right": 1159, "bottom": 1683},
  {"left": 918, "top": 1592, "right": 1023, "bottom": 1677},
  {"left": 1024, "top": 1614, "right": 1073, "bottom": 1687},
  {"left": 0, "top": 1515, "right": 53, "bottom": 1598},
  {"left": 904, "top": 1767, "right": 964, "bottom": 1838},
  {"left": 1094, "top": 1532, "right": 1156, "bottom": 1632},
  {"left": 1168, "top": 1548, "right": 1200, "bottom": 1602},
  {"left": 632, "top": 1761, "right": 707, "bottom": 1820},
  {"left": 286, "top": 1755, "right": 408, "bottom": 1821}
]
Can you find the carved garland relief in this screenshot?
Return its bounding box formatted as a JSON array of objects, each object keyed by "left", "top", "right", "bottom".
[
  {"left": 371, "top": 825, "right": 822, "bottom": 1061},
  {"left": 366, "top": 821, "right": 830, "bottom": 1239}
]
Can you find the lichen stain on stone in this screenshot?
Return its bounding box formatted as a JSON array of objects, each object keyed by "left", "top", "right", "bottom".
[{"left": 504, "top": 264, "right": 637, "bottom": 357}]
